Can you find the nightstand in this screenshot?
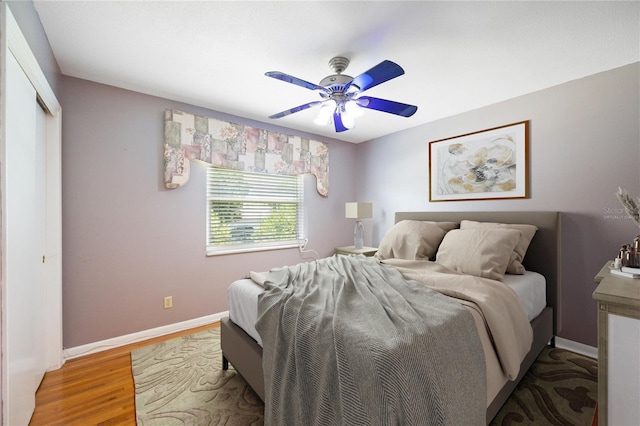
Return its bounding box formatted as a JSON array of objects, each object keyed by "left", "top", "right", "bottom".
[
  {"left": 335, "top": 246, "right": 378, "bottom": 257},
  {"left": 592, "top": 263, "right": 640, "bottom": 426}
]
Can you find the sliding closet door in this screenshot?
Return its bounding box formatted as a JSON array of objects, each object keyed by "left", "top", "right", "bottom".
[{"left": 4, "top": 50, "right": 48, "bottom": 425}]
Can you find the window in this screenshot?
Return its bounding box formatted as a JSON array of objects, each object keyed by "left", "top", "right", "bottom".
[{"left": 206, "top": 166, "right": 304, "bottom": 255}]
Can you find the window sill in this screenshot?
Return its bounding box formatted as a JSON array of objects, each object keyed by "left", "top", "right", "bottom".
[{"left": 206, "top": 242, "right": 300, "bottom": 256}]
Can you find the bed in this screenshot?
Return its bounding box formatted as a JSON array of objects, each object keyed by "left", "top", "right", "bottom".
[{"left": 221, "top": 211, "right": 561, "bottom": 424}]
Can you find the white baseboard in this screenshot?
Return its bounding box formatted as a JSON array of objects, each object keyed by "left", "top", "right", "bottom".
[
  {"left": 555, "top": 336, "right": 598, "bottom": 359},
  {"left": 63, "top": 311, "right": 229, "bottom": 361},
  {"left": 61, "top": 315, "right": 598, "bottom": 363}
]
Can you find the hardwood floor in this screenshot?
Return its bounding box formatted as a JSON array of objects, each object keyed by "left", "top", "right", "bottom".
[{"left": 29, "top": 322, "right": 219, "bottom": 425}]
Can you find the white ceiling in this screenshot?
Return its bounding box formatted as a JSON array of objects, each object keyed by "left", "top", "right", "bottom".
[{"left": 33, "top": 1, "right": 639, "bottom": 144}]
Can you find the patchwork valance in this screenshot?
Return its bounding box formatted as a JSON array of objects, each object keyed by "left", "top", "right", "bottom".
[{"left": 163, "top": 109, "right": 329, "bottom": 197}]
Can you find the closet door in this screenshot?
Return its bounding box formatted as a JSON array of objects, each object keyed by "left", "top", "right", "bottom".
[{"left": 4, "top": 49, "right": 48, "bottom": 425}]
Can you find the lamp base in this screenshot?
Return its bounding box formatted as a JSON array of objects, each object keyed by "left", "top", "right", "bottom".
[{"left": 354, "top": 220, "right": 364, "bottom": 249}]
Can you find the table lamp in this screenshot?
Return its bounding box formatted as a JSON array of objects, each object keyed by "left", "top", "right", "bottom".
[{"left": 345, "top": 202, "right": 373, "bottom": 249}]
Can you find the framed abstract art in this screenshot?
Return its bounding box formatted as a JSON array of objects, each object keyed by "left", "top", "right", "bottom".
[{"left": 429, "top": 121, "right": 529, "bottom": 202}]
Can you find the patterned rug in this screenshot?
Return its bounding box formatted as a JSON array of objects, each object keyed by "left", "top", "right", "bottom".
[
  {"left": 131, "top": 328, "right": 263, "bottom": 425},
  {"left": 132, "top": 328, "right": 597, "bottom": 425},
  {"left": 491, "top": 347, "right": 598, "bottom": 425}
]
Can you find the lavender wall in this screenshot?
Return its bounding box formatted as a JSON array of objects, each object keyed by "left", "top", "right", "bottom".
[
  {"left": 356, "top": 63, "right": 640, "bottom": 346},
  {"left": 14, "top": 0, "right": 638, "bottom": 348},
  {"left": 60, "top": 76, "right": 358, "bottom": 348}
]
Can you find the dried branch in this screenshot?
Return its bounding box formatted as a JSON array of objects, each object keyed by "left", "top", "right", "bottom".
[{"left": 616, "top": 187, "right": 640, "bottom": 226}]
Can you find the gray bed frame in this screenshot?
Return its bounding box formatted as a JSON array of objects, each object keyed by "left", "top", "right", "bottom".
[{"left": 221, "top": 211, "right": 561, "bottom": 424}]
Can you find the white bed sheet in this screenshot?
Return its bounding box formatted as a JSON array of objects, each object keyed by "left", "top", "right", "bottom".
[
  {"left": 227, "top": 270, "right": 547, "bottom": 347},
  {"left": 228, "top": 278, "right": 264, "bottom": 345},
  {"left": 502, "top": 271, "right": 547, "bottom": 321}
]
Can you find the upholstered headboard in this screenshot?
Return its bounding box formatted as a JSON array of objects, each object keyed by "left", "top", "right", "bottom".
[{"left": 394, "top": 211, "right": 561, "bottom": 335}]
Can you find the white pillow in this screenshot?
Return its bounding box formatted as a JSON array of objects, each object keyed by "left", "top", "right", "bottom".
[
  {"left": 435, "top": 228, "right": 521, "bottom": 281},
  {"left": 375, "top": 220, "right": 458, "bottom": 260},
  {"left": 460, "top": 220, "right": 538, "bottom": 274}
]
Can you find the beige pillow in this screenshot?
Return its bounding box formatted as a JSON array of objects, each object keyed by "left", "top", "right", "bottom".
[
  {"left": 376, "top": 220, "right": 457, "bottom": 260},
  {"left": 460, "top": 220, "right": 538, "bottom": 274},
  {"left": 435, "top": 228, "right": 521, "bottom": 281}
]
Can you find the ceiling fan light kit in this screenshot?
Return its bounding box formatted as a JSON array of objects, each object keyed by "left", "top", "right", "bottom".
[{"left": 265, "top": 56, "right": 418, "bottom": 133}]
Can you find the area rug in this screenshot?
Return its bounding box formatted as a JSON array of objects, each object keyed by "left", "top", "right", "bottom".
[
  {"left": 490, "top": 347, "right": 598, "bottom": 425},
  {"left": 132, "top": 329, "right": 597, "bottom": 425},
  {"left": 131, "top": 328, "right": 263, "bottom": 425}
]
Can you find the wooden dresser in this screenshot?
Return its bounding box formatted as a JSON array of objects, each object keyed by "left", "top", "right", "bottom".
[{"left": 592, "top": 263, "right": 640, "bottom": 426}]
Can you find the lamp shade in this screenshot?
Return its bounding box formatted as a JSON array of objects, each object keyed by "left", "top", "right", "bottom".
[{"left": 345, "top": 202, "right": 373, "bottom": 219}]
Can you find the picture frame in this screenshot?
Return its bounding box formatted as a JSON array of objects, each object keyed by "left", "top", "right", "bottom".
[{"left": 429, "top": 121, "right": 529, "bottom": 202}]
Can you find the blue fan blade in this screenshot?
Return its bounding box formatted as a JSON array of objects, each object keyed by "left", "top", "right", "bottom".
[
  {"left": 269, "top": 101, "right": 322, "bottom": 119},
  {"left": 333, "top": 112, "right": 349, "bottom": 132},
  {"left": 358, "top": 96, "right": 417, "bottom": 117},
  {"left": 345, "top": 60, "right": 405, "bottom": 93},
  {"left": 265, "top": 71, "right": 329, "bottom": 94}
]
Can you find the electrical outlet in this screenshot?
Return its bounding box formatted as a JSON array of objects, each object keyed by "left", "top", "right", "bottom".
[{"left": 164, "top": 296, "right": 173, "bottom": 309}]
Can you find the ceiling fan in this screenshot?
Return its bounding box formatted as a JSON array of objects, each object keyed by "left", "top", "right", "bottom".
[{"left": 265, "top": 57, "right": 418, "bottom": 133}]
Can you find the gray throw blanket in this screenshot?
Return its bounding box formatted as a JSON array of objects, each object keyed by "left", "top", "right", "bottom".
[{"left": 255, "top": 255, "right": 485, "bottom": 426}]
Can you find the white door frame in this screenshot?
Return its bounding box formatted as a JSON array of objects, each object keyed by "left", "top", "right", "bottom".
[{"left": 1, "top": 3, "right": 63, "bottom": 423}]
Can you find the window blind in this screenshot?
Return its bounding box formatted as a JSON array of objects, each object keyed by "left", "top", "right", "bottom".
[{"left": 206, "top": 166, "right": 304, "bottom": 255}]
